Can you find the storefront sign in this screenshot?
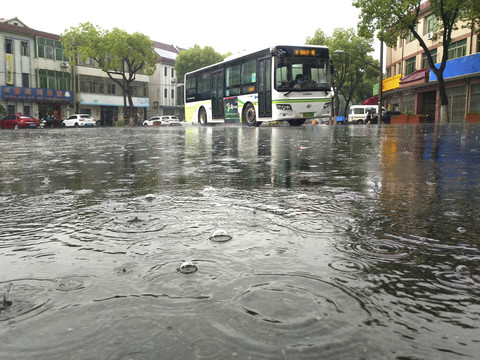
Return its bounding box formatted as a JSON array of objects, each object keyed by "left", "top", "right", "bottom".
[
  {"left": 383, "top": 74, "right": 402, "bottom": 92},
  {"left": 1, "top": 86, "right": 72, "bottom": 103},
  {"left": 80, "top": 94, "right": 149, "bottom": 107},
  {"left": 5, "top": 55, "right": 14, "bottom": 85}
]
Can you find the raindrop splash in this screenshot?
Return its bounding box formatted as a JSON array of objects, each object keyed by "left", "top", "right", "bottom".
[
  {"left": 455, "top": 265, "right": 471, "bottom": 276},
  {"left": 3, "top": 283, "right": 13, "bottom": 307}
]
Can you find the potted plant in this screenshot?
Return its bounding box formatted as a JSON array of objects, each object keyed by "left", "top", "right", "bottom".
[
  {"left": 391, "top": 112, "right": 427, "bottom": 124},
  {"left": 466, "top": 112, "right": 480, "bottom": 123}
]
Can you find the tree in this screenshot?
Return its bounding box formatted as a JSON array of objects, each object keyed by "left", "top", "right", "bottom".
[
  {"left": 61, "top": 23, "right": 157, "bottom": 126},
  {"left": 307, "top": 28, "right": 377, "bottom": 117},
  {"left": 0, "top": 104, "right": 6, "bottom": 119},
  {"left": 175, "top": 45, "right": 227, "bottom": 82},
  {"left": 353, "top": 0, "right": 480, "bottom": 123}
]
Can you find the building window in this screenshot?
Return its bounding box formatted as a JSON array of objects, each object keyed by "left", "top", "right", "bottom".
[
  {"left": 24, "top": 106, "right": 31, "bottom": 116},
  {"left": 421, "top": 49, "right": 437, "bottom": 68},
  {"left": 425, "top": 14, "right": 438, "bottom": 34},
  {"left": 448, "top": 39, "right": 467, "bottom": 60},
  {"left": 37, "top": 37, "right": 65, "bottom": 61},
  {"left": 22, "top": 73, "right": 29, "bottom": 88},
  {"left": 164, "top": 67, "right": 168, "bottom": 76},
  {"left": 38, "top": 69, "right": 71, "bottom": 90},
  {"left": 164, "top": 88, "right": 167, "bottom": 98},
  {"left": 6, "top": 39, "right": 13, "bottom": 54},
  {"left": 171, "top": 68, "right": 175, "bottom": 77},
  {"left": 407, "top": 25, "right": 417, "bottom": 43},
  {"left": 21, "top": 41, "right": 29, "bottom": 56},
  {"left": 470, "top": 84, "right": 480, "bottom": 113},
  {"left": 171, "top": 89, "right": 174, "bottom": 99},
  {"left": 405, "top": 57, "right": 416, "bottom": 75}
]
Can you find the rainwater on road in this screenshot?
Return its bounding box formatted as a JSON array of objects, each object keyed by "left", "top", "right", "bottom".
[{"left": 1, "top": 123, "right": 480, "bottom": 359}]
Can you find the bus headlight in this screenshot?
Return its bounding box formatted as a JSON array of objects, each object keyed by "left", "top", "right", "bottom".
[{"left": 276, "top": 104, "right": 292, "bottom": 111}]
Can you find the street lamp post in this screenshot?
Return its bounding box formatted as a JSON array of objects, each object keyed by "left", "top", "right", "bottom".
[{"left": 335, "top": 47, "right": 383, "bottom": 123}]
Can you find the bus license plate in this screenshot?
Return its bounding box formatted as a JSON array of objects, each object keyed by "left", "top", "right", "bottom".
[{"left": 303, "top": 113, "right": 314, "bottom": 118}]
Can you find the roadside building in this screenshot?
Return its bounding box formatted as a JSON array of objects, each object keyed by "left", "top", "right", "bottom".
[
  {"left": 382, "top": 2, "right": 480, "bottom": 122},
  {"left": 0, "top": 18, "right": 72, "bottom": 121},
  {"left": 148, "top": 42, "right": 184, "bottom": 120},
  {"left": 0, "top": 17, "right": 151, "bottom": 125}
]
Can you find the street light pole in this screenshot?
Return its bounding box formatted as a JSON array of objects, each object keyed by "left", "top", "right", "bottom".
[{"left": 335, "top": 48, "right": 383, "bottom": 123}]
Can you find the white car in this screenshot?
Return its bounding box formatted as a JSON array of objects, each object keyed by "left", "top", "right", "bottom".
[
  {"left": 143, "top": 116, "right": 181, "bottom": 127},
  {"left": 62, "top": 114, "right": 96, "bottom": 128}
]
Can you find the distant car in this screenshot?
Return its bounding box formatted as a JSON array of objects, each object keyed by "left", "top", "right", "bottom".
[
  {"left": 143, "top": 115, "right": 181, "bottom": 127},
  {"left": 370, "top": 111, "right": 401, "bottom": 124},
  {"left": 348, "top": 105, "right": 387, "bottom": 124},
  {"left": 0, "top": 114, "right": 40, "bottom": 129},
  {"left": 62, "top": 114, "right": 96, "bottom": 128}
]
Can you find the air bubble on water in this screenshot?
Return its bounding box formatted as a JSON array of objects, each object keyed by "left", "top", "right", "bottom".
[
  {"left": 297, "top": 194, "right": 309, "bottom": 200},
  {"left": 209, "top": 229, "right": 232, "bottom": 242},
  {"left": 178, "top": 261, "right": 198, "bottom": 274},
  {"left": 144, "top": 194, "right": 155, "bottom": 201},
  {"left": 455, "top": 265, "right": 471, "bottom": 276}
]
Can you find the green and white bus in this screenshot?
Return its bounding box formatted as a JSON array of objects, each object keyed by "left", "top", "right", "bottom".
[{"left": 184, "top": 45, "right": 333, "bottom": 126}]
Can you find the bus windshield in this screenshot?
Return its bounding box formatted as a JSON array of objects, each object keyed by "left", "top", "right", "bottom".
[{"left": 275, "top": 56, "right": 330, "bottom": 92}]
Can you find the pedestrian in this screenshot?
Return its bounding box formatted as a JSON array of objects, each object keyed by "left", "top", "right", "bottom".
[{"left": 366, "top": 110, "right": 372, "bottom": 125}]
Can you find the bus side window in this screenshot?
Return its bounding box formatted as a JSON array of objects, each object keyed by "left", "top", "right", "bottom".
[
  {"left": 241, "top": 60, "right": 256, "bottom": 93},
  {"left": 185, "top": 76, "right": 197, "bottom": 102},
  {"left": 226, "top": 64, "right": 241, "bottom": 96}
]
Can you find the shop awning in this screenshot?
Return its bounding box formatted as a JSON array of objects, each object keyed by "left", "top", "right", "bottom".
[
  {"left": 362, "top": 96, "right": 378, "bottom": 105},
  {"left": 399, "top": 69, "right": 429, "bottom": 85}
]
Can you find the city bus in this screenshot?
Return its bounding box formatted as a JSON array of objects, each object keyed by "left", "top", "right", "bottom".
[{"left": 184, "top": 45, "right": 333, "bottom": 126}]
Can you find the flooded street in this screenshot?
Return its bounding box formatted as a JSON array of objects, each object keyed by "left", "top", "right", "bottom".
[{"left": 1, "top": 123, "right": 480, "bottom": 359}]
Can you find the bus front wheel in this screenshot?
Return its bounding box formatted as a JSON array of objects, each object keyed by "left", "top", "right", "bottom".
[
  {"left": 244, "top": 103, "right": 259, "bottom": 127},
  {"left": 198, "top": 107, "right": 207, "bottom": 126}
]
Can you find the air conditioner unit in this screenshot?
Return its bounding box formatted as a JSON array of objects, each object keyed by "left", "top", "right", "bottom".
[
  {"left": 61, "top": 61, "right": 69, "bottom": 68},
  {"left": 427, "top": 32, "right": 434, "bottom": 40},
  {"left": 171, "top": 78, "right": 176, "bottom": 83}
]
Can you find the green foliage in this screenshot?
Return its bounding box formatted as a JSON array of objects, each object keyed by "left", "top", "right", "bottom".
[
  {"left": 0, "top": 104, "right": 6, "bottom": 118},
  {"left": 60, "top": 23, "right": 157, "bottom": 125},
  {"left": 175, "top": 45, "right": 226, "bottom": 81},
  {"left": 307, "top": 28, "right": 377, "bottom": 115}
]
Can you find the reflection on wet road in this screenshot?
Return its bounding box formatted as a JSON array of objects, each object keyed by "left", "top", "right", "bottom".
[{"left": 1, "top": 124, "right": 479, "bottom": 359}]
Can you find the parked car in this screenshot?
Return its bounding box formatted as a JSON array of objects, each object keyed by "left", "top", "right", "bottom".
[
  {"left": 0, "top": 114, "right": 40, "bottom": 129},
  {"left": 143, "top": 116, "right": 163, "bottom": 127},
  {"left": 62, "top": 114, "right": 96, "bottom": 128},
  {"left": 143, "top": 115, "right": 181, "bottom": 127}
]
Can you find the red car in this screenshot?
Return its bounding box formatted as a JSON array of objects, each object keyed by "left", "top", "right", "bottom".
[{"left": 0, "top": 114, "right": 40, "bottom": 129}]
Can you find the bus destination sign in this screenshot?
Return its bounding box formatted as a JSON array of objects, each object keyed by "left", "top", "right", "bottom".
[{"left": 295, "top": 49, "right": 316, "bottom": 56}]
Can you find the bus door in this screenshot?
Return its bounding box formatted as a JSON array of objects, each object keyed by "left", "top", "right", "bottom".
[
  {"left": 211, "top": 70, "right": 224, "bottom": 119},
  {"left": 257, "top": 57, "right": 272, "bottom": 118}
]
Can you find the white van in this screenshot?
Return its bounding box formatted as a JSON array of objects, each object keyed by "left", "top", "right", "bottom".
[{"left": 348, "top": 105, "right": 386, "bottom": 124}]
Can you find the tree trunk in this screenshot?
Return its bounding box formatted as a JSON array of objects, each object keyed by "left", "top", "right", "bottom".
[
  {"left": 127, "top": 91, "right": 135, "bottom": 126},
  {"left": 437, "top": 75, "right": 449, "bottom": 123}
]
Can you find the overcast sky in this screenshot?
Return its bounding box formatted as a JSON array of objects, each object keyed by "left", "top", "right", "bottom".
[{"left": 3, "top": 0, "right": 381, "bottom": 59}]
